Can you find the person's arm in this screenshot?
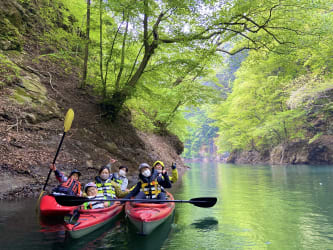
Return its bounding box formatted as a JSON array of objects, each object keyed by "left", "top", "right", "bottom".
[
  {"left": 124, "top": 182, "right": 141, "bottom": 199},
  {"left": 170, "top": 163, "right": 178, "bottom": 183},
  {"left": 54, "top": 169, "right": 67, "bottom": 183},
  {"left": 158, "top": 171, "right": 172, "bottom": 188},
  {"left": 112, "top": 181, "right": 129, "bottom": 198},
  {"left": 106, "top": 157, "right": 117, "bottom": 168},
  {"left": 50, "top": 164, "right": 67, "bottom": 183}
]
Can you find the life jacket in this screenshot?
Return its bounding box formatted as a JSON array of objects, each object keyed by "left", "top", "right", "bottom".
[
  {"left": 112, "top": 173, "right": 123, "bottom": 186},
  {"left": 114, "top": 177, "right": 123, "bottom": 186},
  {"left": 83, "top": 195, "right": 106, "bottom": 209},
  {"left": 53, "top": 178, "right": 81, "bottom": 196},
  {"left": 95, "top": 177, "right": 116, "bottom": 198},
  {"left": 139, "top": 179, "right": 162, "bottom": 199}
]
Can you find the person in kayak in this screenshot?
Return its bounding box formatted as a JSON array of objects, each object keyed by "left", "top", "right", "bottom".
[
  {"left": 111, "top": 166, "right": 129, "bottom": 191},
  {"left": 124, "top": 163, "right": 172, "bottom": 200},
  {"left": 49, "top": 164, "right": 82, "bottom": 196},
  {"left": 94, "top": 164, "right": 129, "bottom": 201},
  {"left": 82, "top": 182, "right": 110, "bottom": 209},
  {"left": 152, "top": 161, "right": 178, "bottom": 183}
]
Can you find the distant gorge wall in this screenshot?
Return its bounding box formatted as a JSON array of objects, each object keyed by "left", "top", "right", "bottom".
[{"left": 227, "top": 136, "right": 333, "bottom": 165}]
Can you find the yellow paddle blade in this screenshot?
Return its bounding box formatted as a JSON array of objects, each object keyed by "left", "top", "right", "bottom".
[
  {"left": 35, "top": 190, "right": 45, "bottom": 213},
  {"left": 64, "top": 108, "right": 74, "bottom": 132}
]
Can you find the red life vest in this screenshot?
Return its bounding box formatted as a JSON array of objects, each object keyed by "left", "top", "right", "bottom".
[{"left": 61, "top": 178, "right": 81, "bottom": 196}]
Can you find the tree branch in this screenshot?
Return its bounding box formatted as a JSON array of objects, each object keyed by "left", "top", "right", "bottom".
[
  {"left": 115, "top": 13, "right": 129, "bottom": 90},
  {"left": 104, "top": 20, "right": 124, "bottom": 88}
]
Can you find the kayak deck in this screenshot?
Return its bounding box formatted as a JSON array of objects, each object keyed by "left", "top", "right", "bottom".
[
  {"left": 39, "top": 195, "right": 77, "bottom": 217},
  {"left": 125, "top": 192, "right": 175, "bottom": 235},
  {"left": 65, "top": 203, "right": 124, "bottom": 239}
]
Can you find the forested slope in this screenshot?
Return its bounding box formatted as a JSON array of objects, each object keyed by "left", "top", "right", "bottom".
[
  {"left": 0, "top": 0, "right": 185, "bottom": 199},
  {"left": 209, "top": 2, "right": 333, "bottom": 164}
]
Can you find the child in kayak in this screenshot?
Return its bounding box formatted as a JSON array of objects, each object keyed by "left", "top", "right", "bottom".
[
  {"left": 49, "top": 164, "right": 82, "bottom": 196},
  {"left": 152, "top": 161, "right": 178, "bottom": 183},
  {"left": 82, "top": 182, "right": 110, "bottom": 209},
  {"left": 95, "top": 164, "right": 129, "bottom": 200},
  {"left": 124, "top": 163, "right": 172, "bottom": 200},
  {"left": 112, "top": 166, "right": 129, "bottom": 191}
]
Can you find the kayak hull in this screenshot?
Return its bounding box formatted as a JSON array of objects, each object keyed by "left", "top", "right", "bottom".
[
  {"left": 127, "top": 210, "right": 174, "bottom": 235},
  {"left": 125, "top": 192, "right": 175, "bottom": 235},
  {"left": 39, "top": 195, "right": 77, "bottom": 217},
  {"left": 65, "top": 203, "right": 124, "bottom": 239}
]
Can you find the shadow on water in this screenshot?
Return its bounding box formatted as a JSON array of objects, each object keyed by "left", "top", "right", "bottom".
[
  {"left": 39, "top": 215, "right": 67, "bottom": 232},
  {"left": 190, "top": 217, "right": 218, "bottom": 232}
]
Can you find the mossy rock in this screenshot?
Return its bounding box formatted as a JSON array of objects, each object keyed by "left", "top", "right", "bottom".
[
  {"left": 0, "top": 17, "right": 22, "bottom": 51},
  {"left": 103, "top": 142, "right": 119, "bottom": 154},
  {"left": 0, "top": 80, "right": 6, "bottom": 89},
  {"left": 0, "top": 53, "right": 21, "bottom": 86},
  {"left": 10, "top": 70, "right": 61, "bottom": 123}
]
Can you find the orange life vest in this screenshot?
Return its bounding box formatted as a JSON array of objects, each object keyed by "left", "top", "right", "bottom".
[{"left": 61, "top": 178, "right": 81, "bottom": 196}]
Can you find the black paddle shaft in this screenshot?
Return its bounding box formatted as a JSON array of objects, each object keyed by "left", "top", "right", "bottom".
[
  {"left": 42, "top": 132, "right": 66, "bottom": 191},
  {"left": 54, "top": 195, "right": 217, "bottom": 208}
]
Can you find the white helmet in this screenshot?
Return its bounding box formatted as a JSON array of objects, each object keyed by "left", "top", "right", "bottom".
[{"left": 138, "top": 163, "right": 150, "bottom": 171}]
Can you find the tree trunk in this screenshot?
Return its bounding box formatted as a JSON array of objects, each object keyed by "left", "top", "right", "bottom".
[
  {"left": 99, "top": 0, "right": 105, "bottom": 99},
  {"left": 80, "top": 0, "right": 90, "bottom": 89}
]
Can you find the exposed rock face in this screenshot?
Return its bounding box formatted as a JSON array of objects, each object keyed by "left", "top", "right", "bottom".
[
  {"left": 228, "top": 137, "right": 333, "bottom": 165},
  {"left": 268, "top": 137, "right": 332, "bottom": 165},
  {"left": 227, "top": 86, "right": 333, "bottom": 165},
  {"left": 308, "top": 135, "right": 333, "bottom": 164},
  {"left": 270, "top": 141, "right": 310, "bottom": 165},
  {"left": 227, "top": 150, "right": 270, "bottom": 164},
  {"left": 10, "top": 71, "right": 62, "bottom": 122}
]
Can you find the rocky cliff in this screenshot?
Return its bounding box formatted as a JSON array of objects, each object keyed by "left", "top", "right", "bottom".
[{"left": 227, "top": 88, "right": 333, "bottom": 165}]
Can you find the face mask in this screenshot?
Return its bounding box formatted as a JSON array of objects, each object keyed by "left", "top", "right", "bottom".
[
  {"left": 100, "top": 173, "right": 109, "bottom": 180},
  {"left": 119, "top": 169, "right": 126, "bottom": 177},
  {"left": 156, "top": 169, "right": 162, "bottom": 174},
  {"left": 142, "top": 169, "right": 151, "bottom": 177}
]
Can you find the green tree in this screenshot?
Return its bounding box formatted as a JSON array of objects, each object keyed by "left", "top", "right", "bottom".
[{"left": 209, "top": 0, "right": 333, "bottom": 153}]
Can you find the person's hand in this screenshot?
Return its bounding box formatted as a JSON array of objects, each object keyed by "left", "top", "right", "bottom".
[
  {"left": 50, "top": 164, "right": 56, "bottom": 171},
  {"left": 171, "top": 162, "right": 176, "bottom": 170},
  {"left": 162, "top": 169, "right": 167, "bottom": 175},
  {"left": 109, "top": 157, "right": 117, "bottom": 164},
  {"left": 104, "top": 202, "right": 109, "bottom": 208}
]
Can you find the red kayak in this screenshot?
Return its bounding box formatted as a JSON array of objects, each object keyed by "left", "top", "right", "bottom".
[
  {"left": 65, "top": 202, "right": 124, "bottom": 239},
  {"left": 125, "top": 192, "right": 175, "bottom": 235},
  {"left": 39, "top": 195, "right": 78, "bottom": 217}
]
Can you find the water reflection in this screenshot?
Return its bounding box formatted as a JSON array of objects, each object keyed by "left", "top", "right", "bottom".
[{"left": 191, "top": 217, "right": 218, "bottom": 232}]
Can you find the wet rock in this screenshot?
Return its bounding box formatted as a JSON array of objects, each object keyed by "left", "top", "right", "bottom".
[{"left": 10, "top": 70, "right": 61, "bottom": 123}]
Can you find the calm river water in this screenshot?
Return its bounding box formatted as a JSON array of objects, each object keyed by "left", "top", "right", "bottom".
[{"left": 1, "top": 163, "right": 333, "bottom": 249}]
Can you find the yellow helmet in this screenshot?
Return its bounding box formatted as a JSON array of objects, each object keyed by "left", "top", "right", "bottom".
[{"left": 153, "top": 160, "right": 164, "bottom": 169}]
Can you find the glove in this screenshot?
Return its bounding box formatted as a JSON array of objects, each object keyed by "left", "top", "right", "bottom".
[
  {"left": 50, "top": 164, "right": 56, "bottom": 171},
  {"left": 171, "top": 162, "right": 176, "bottom": 170}
]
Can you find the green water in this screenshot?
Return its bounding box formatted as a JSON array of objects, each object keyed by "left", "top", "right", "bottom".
[{"left": 1, "top": 163, "right": 333, "bottom": 249}]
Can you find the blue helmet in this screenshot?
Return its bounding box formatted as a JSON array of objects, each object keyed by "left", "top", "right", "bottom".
[{"left": 69, "top": 169, "right": 81, "bottom": 177}]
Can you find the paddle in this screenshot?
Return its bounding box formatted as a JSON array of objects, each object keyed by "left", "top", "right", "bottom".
[
  {"left": 37, "top": 109, "right": 75, "bottom": 204},
  {"left": 53, "top": 195, "right": 217, "bottom": 208}
]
